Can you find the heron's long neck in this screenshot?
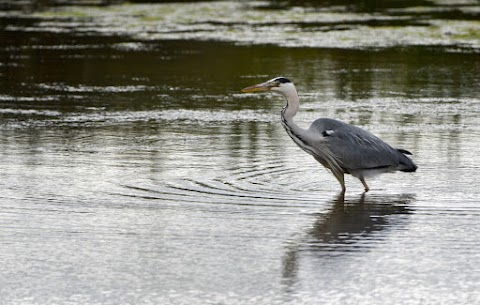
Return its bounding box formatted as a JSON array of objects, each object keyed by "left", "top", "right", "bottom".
[
  {"left": 280, "top": 88, "right": 308, "bottom": 146},
  {"left": 281, "top": 91, "right": 299, "bottom": 123}
]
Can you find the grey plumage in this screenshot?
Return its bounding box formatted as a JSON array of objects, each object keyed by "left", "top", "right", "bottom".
[{"left": 308, "top": 118, "right": 417, "bottom": 177}]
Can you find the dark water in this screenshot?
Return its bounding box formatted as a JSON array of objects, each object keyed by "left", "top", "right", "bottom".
[{"left": 1, "top": 1, "right": 480, "bottom": 304}]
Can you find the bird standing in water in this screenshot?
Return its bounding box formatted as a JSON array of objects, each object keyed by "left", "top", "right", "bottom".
[{"left": 241, "top": 77, "right": 417, "bottom": 193}]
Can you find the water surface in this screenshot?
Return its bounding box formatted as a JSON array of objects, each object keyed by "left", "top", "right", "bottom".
[{"left": 1, "top": 1, "right": 480, "bottom": 304}]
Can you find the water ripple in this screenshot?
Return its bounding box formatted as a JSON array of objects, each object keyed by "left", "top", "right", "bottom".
[{"left": 113, "top": 151, "right": 332, "bottom": 210}]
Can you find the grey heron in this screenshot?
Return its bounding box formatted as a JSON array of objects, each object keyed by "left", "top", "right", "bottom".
[{"left": 241, "top": 77, "right": 417, "bottom": 192}]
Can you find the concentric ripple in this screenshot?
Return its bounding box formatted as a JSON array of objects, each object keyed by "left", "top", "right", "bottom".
[{"left": 117, "top": 157, "right": 330, "bottom": 211}]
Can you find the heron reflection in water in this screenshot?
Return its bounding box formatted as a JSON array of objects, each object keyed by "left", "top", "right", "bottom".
[
  {"left": 241, "top": 77, "right": 417, "bottom": 192},
  {"left": 281, "top": 193, "right": 414, "bottom": 285}
]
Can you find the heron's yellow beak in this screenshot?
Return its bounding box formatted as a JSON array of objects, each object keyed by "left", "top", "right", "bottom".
[{"left": 240, "top": 81, "right": 272, "bottom": 93}]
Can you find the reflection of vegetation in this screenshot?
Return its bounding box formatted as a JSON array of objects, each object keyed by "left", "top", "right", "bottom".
[{"left": 1, "top": 36, "right": 478, "bottom": 124}]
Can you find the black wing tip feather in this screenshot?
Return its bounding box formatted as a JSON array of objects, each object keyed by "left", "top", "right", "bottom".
[
  {"left": 397, "top": 148, "right": 418, "bottom": 172},
  {"left": 397, "top": 148, "right": 413, "bottom": 155}
]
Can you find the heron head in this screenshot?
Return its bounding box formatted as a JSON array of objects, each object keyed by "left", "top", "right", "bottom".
[{"left": 241, "top": 77, "right": 293, "bottom": 94}]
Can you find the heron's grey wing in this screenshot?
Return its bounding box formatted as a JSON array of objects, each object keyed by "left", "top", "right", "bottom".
[{"left": 309, "top": 118, "right": 401, "bottom": 171}]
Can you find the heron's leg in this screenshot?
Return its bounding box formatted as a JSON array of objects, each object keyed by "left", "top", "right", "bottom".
[
  {"left": 359, "top": 176, "right": 369, "bottom": 192},
  {"left": 334, "top": 172, "right": 346, "bottom": 193}
]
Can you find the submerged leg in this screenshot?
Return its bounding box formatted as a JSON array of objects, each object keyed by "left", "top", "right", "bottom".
[{"left": 359, "top": 176, "right": 369, "bottom": 192}]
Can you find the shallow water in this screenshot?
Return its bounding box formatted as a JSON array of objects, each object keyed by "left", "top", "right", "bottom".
[{"left": 1, "top": 1, "right": 480, "bottom": 304}]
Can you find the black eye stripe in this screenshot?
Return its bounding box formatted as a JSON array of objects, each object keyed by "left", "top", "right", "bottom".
[{"left": 274, "top": 77, "right": 291, "bottom": 84}]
